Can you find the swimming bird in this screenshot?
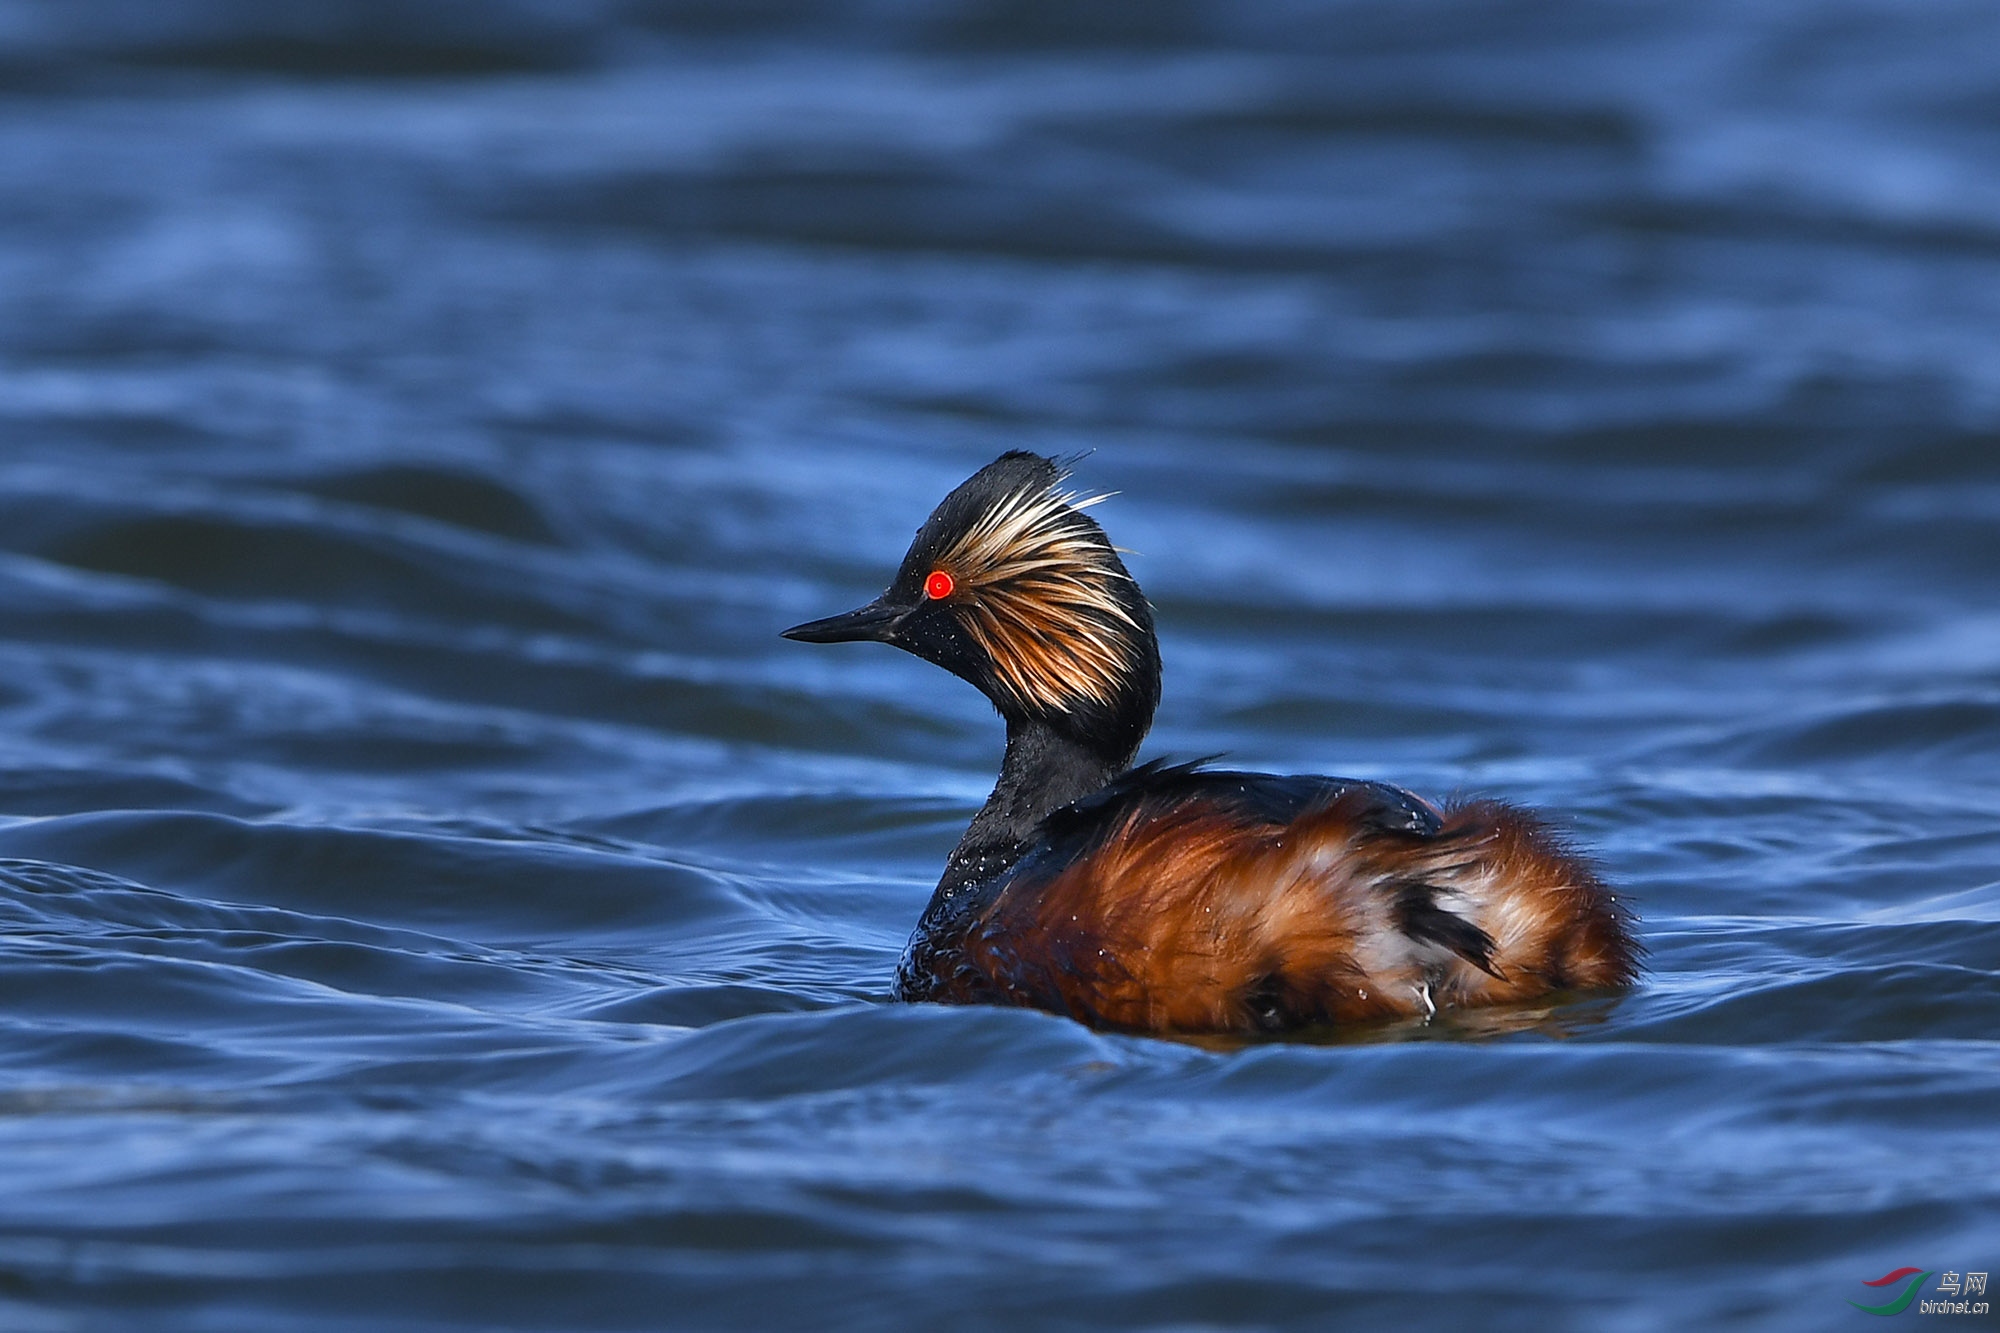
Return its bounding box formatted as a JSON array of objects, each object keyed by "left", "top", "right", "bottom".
[{"left": 784, "top": 452, "right": 1638, "bottom": 1034}]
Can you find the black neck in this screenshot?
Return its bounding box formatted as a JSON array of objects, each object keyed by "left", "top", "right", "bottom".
[
  {"left": 896, "top": 718, "right": 1124, "bottom": 1001},
  {"left": 928, "top": 716, "right": 1126, "bottom": 910}
]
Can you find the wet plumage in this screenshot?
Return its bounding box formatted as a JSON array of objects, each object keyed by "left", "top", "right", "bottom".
[{"left": 785, "top": 452, "right": 1639, "bottom": 1035}]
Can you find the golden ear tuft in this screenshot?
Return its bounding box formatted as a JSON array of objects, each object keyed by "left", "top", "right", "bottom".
[{"left": 933, "top": 482, "right": 1143, "bottom": 713}]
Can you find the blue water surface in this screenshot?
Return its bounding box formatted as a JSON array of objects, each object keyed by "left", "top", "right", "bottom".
[{"left": 1, "top": 2, "right": 1998, "bottom": 1329}]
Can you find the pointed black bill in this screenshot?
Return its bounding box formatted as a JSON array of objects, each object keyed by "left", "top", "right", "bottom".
[{"left": 781, "top": 596, "right": 904, "bottom": 644}]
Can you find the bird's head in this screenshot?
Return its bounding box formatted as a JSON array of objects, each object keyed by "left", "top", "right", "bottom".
[{"left": 784, "top": 451, "right": 1160, "bottom": 766}]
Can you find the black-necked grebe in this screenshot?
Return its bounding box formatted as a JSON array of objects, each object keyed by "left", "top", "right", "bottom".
[{"left": 784, "top": 452, "right": 1638, "bottom": 1034}]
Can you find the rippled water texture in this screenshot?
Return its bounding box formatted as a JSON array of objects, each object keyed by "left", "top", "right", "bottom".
[{"left": 2, "top": 2, "right": 1998, "bottom": 1329}]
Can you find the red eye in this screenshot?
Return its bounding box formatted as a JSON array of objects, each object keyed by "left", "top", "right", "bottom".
[{"left": 924, "top": 570, "right": 955, "bottom": 600}]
